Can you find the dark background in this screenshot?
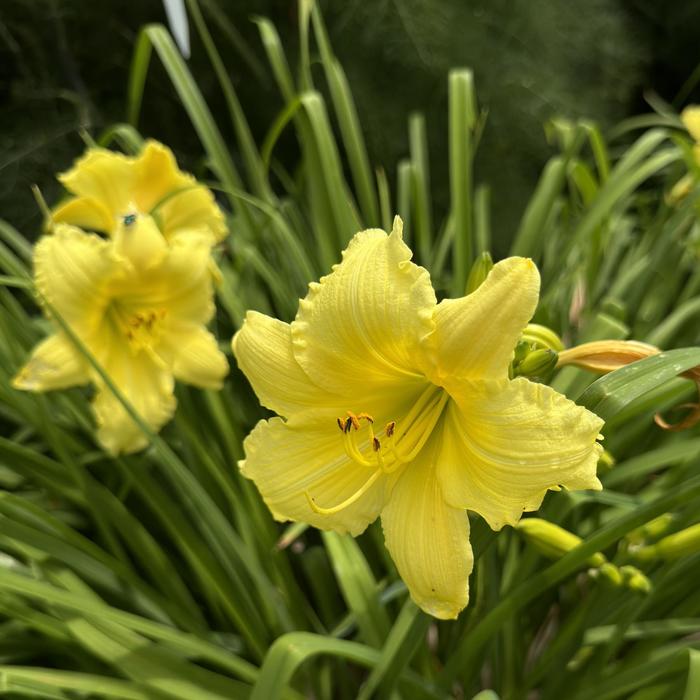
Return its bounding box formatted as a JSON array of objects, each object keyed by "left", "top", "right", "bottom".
[{"left": 1, "top": 0, "right": 699, "bottom": 250}]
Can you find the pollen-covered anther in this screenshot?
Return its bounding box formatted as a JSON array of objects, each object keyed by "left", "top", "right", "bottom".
[
  {"left": 346, "top": 411, "right": 361, "bottom": 431},
  {"left": 385, "top": 420, "right": 396, "bottom": 438}
]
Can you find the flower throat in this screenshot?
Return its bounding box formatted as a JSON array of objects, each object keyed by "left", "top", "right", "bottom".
[{"left": 305, "top": 383, "right": 448, "bottom": 515}]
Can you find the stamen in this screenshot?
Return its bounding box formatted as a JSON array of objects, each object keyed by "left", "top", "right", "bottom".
[
  {"left": 346, "top": 411, "right": 361, "bottom": 431},
  {"left": 342, "top": 430, "right": 375, "bottom": 467},
  {"left": 395, "top": 391, "right": 449, "bottom": 463},
  {"left": 335, "top": 385, "right": 448, "bottom": 478},
  {"left": 306, "top": 469, "right": 382, "bottom": 515}
]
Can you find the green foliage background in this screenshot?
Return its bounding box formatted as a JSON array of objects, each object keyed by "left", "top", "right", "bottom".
[
  {"left": 2, "top": 2, "right": 700, "bottom": 699},
  {"left": 2, "top": 0, "right": 699, "bottom": 249}
]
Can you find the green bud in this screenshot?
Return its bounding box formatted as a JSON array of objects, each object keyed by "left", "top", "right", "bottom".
[
  {"left": 648, "top": 522, "right": 700, "bottom": 560},
  {"left": 626, "top": 513, "right": 674, "bottom": 545},
  {"left": 466, "top": 251, "right": 494, "bottom": 294},
  {"left": 521, "top": 323, "right": 565, "bottom": 352},
  {"left": 513, "top": 348, "right": 559, "bottom": 379},
  {"left": 619, "top": 565, "right": 652, "bottom": 595},
  {"left": 515, "top": 518, "right": 606, "bottom": 567},
  {"left": 595, "top": 562, "right": 623, "bottom": 586}
]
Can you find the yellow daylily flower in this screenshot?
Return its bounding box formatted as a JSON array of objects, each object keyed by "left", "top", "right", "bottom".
[
  {"left": 51, "top": 140, "right": 227, "bottom": 243},
  {"left": 13, "top": 220, "right": 228, "bottom": 455},
  {"left": 232, "top": 217, "right": 603, "bottom": 619},
  {"left": 669, "top": 106, "right": 700, "bottom": 203}
]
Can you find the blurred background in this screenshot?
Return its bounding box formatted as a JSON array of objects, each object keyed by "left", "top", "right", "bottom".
[{"left": 1, "top": 0, "right": 699, "bottom": 253}]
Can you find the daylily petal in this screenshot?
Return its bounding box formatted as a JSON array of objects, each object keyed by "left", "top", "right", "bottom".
[
  {"left": 58, "top": 149, "right": 134, "bottom": 217},
  {"left": 156, "top": 185, "right": 227, "bottom": 244},
  {"left": 241, "top": 413, "right": 390, "bottom": 536},
  {"left": 381, "top": 433, "right": 473, "bottom": 619},
  {"left": 165, "top": 325, "right": 228, "bottom": 389},
  {"left": 110, "top": 232, "right": 215, "bottom": 325},
  {"left": 51, "top": 196, "right": 113, "bottom": 233},
  {"left": 682, "top": 106, "right": 700, "bottom": 143},
  {"left": 113, "top": 215, "right": 167, "bottom": 272},
  {"left": 133, "top": 141, "right": 227, "bottom": 242},
  {"left": 291, "top": 217, "right": 436, "bottom": 400},
  {"left": 12, "top": 333, "right": 89, "bottom": 391},
  {"left": 232, "top": 311, "right": 338, "bottom": 417},
  {"left": 423, "top": 257, "right": 540, "bottom": 383},
  {"left": 35, "top": 225, "right": 118, "bottom": 328},
  {"left": 438, "top": 377, "right": 603, "bottom": 530},
  {"left": 131, "top": 141, "right": 185, "bottom": 212},
  {"left": 92, "top": 345, "right": 176, "bottom": 455}
]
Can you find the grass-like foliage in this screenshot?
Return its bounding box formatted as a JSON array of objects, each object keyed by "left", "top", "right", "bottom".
[{"left": 1, "top": 1, "right": 700, "bottom": 698}]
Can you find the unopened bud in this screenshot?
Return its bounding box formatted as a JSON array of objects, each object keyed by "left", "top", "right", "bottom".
[
  {"left": 556, "top": 340, "right": 660, "bottom": 373},
  {"left": 466, "top": 252, "right": 494, "bottom": 294},
  {"left": 514, "top": 348, "right": 558, "bottom": 379},
  {"left": 594, "top": 562, "right": 623, "bottom": 586},
  {"left": 636, "top": 522, "right": 700, "bottom": 561},
  {"left": 515, "top": 518, "right": 606, "bottom": 567},
  {"left": 626, "top": 513, "right": 675, "bottom": 545},
  {"left": 619, "top": 565, "right": 652, "bottom": 595},
  {"left": 521, "top": 323, "right": 564, "bottom": 352}
]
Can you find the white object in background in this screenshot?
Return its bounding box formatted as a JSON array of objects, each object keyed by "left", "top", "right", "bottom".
[{"left": 163, "top": 0, "right": 191, "bottom": 58}]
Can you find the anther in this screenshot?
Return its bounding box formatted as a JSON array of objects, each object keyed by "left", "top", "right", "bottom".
[
  {"left": 373, "top": 437, "right": 381, "bottom": 452},
  {"left": 337, "top": 417, "right": 345, "bottom": 432},
  {"left": 343, "top": 417, "right": 353, "bottom": 433},
  {"left": 346, "top": 411, "right": 361, "bottom": 431},
  {"left": 385, "top": 421, "right": 396, "bottom": 438},
  {"left": 357, "top": 412, "right": 374, "bottom": 423}
]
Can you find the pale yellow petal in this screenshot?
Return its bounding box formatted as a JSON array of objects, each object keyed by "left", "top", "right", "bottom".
[
  {"left": 438, "top": 377, "right": 603, "bottom": 530},
  {"left": 423, "top": 257, "right": 540, "bottom": 383},
  {"left": 232, "top": 311, "right": 339, "bottom": 417},
  {"left": 112, "top": 214, "right": 167, "bottom": 272},
  {"left": 92, "top": 344, "right": 176, "bottom": 455},
  {"left": 35, "top": 225, "right": 118, "bottom": 329},
  {"left": 109, "top": 232, "right": 214, "bottom": 326},
  {"left": 291, "top": 217, "right": 436, "bottom": 399},
  {"left": 681, "top": 106, "right": 700, "bottom": 143},
  {"left": 12, "top": 333, "right": 89, "bottom": 392},
  {"left": 381, "top": 433, "right": 473, "bottom": 619},
  {"left": 241, "top": 413, "right": 390, "bottom": 536},
  {"left": 51, "top": 196, "right": 114, "bottom": 233},
  {"left": 133, "top": 141, "right": 227, "bottom": 243},
  {"left": 164, "top": 325, "right": 228, "bottom": 389},
  {"left": 58, "top": 149, "right": 134, "bottom": 217},
  {"left": 132, "top": 141, "right": 184, "bottom": 212}
]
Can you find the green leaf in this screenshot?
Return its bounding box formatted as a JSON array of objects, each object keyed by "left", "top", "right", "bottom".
[{"left": 578, "top": 348, "right": 700, "bottom": 423}]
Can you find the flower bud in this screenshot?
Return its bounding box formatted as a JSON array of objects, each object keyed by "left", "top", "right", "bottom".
[
  {"left": 556, "top": 340, "right": 660, "bottom": 373},
  {"left": 626, "top": 513, "right": 674, "bottom": 545},
  {"left": 466, "top": 251, "right": 494, "bottom": 294},
  {"left": 595, "top": 562, "right": 623, "bottom": 586},
  {"left": 619, "top": 565, "right": 652, "bottom": 595},
  {"left": 515, "top": 518, "right": 606, "bottom": 567},
  {"left": 514, "top": 348, "right": 559, "bottom": 380},
  {"left": 634, "top": 522, "right": 700, "bottom": 561},
  {"left": 521, "top": 323, "right": 564, "bottom": 352}
]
